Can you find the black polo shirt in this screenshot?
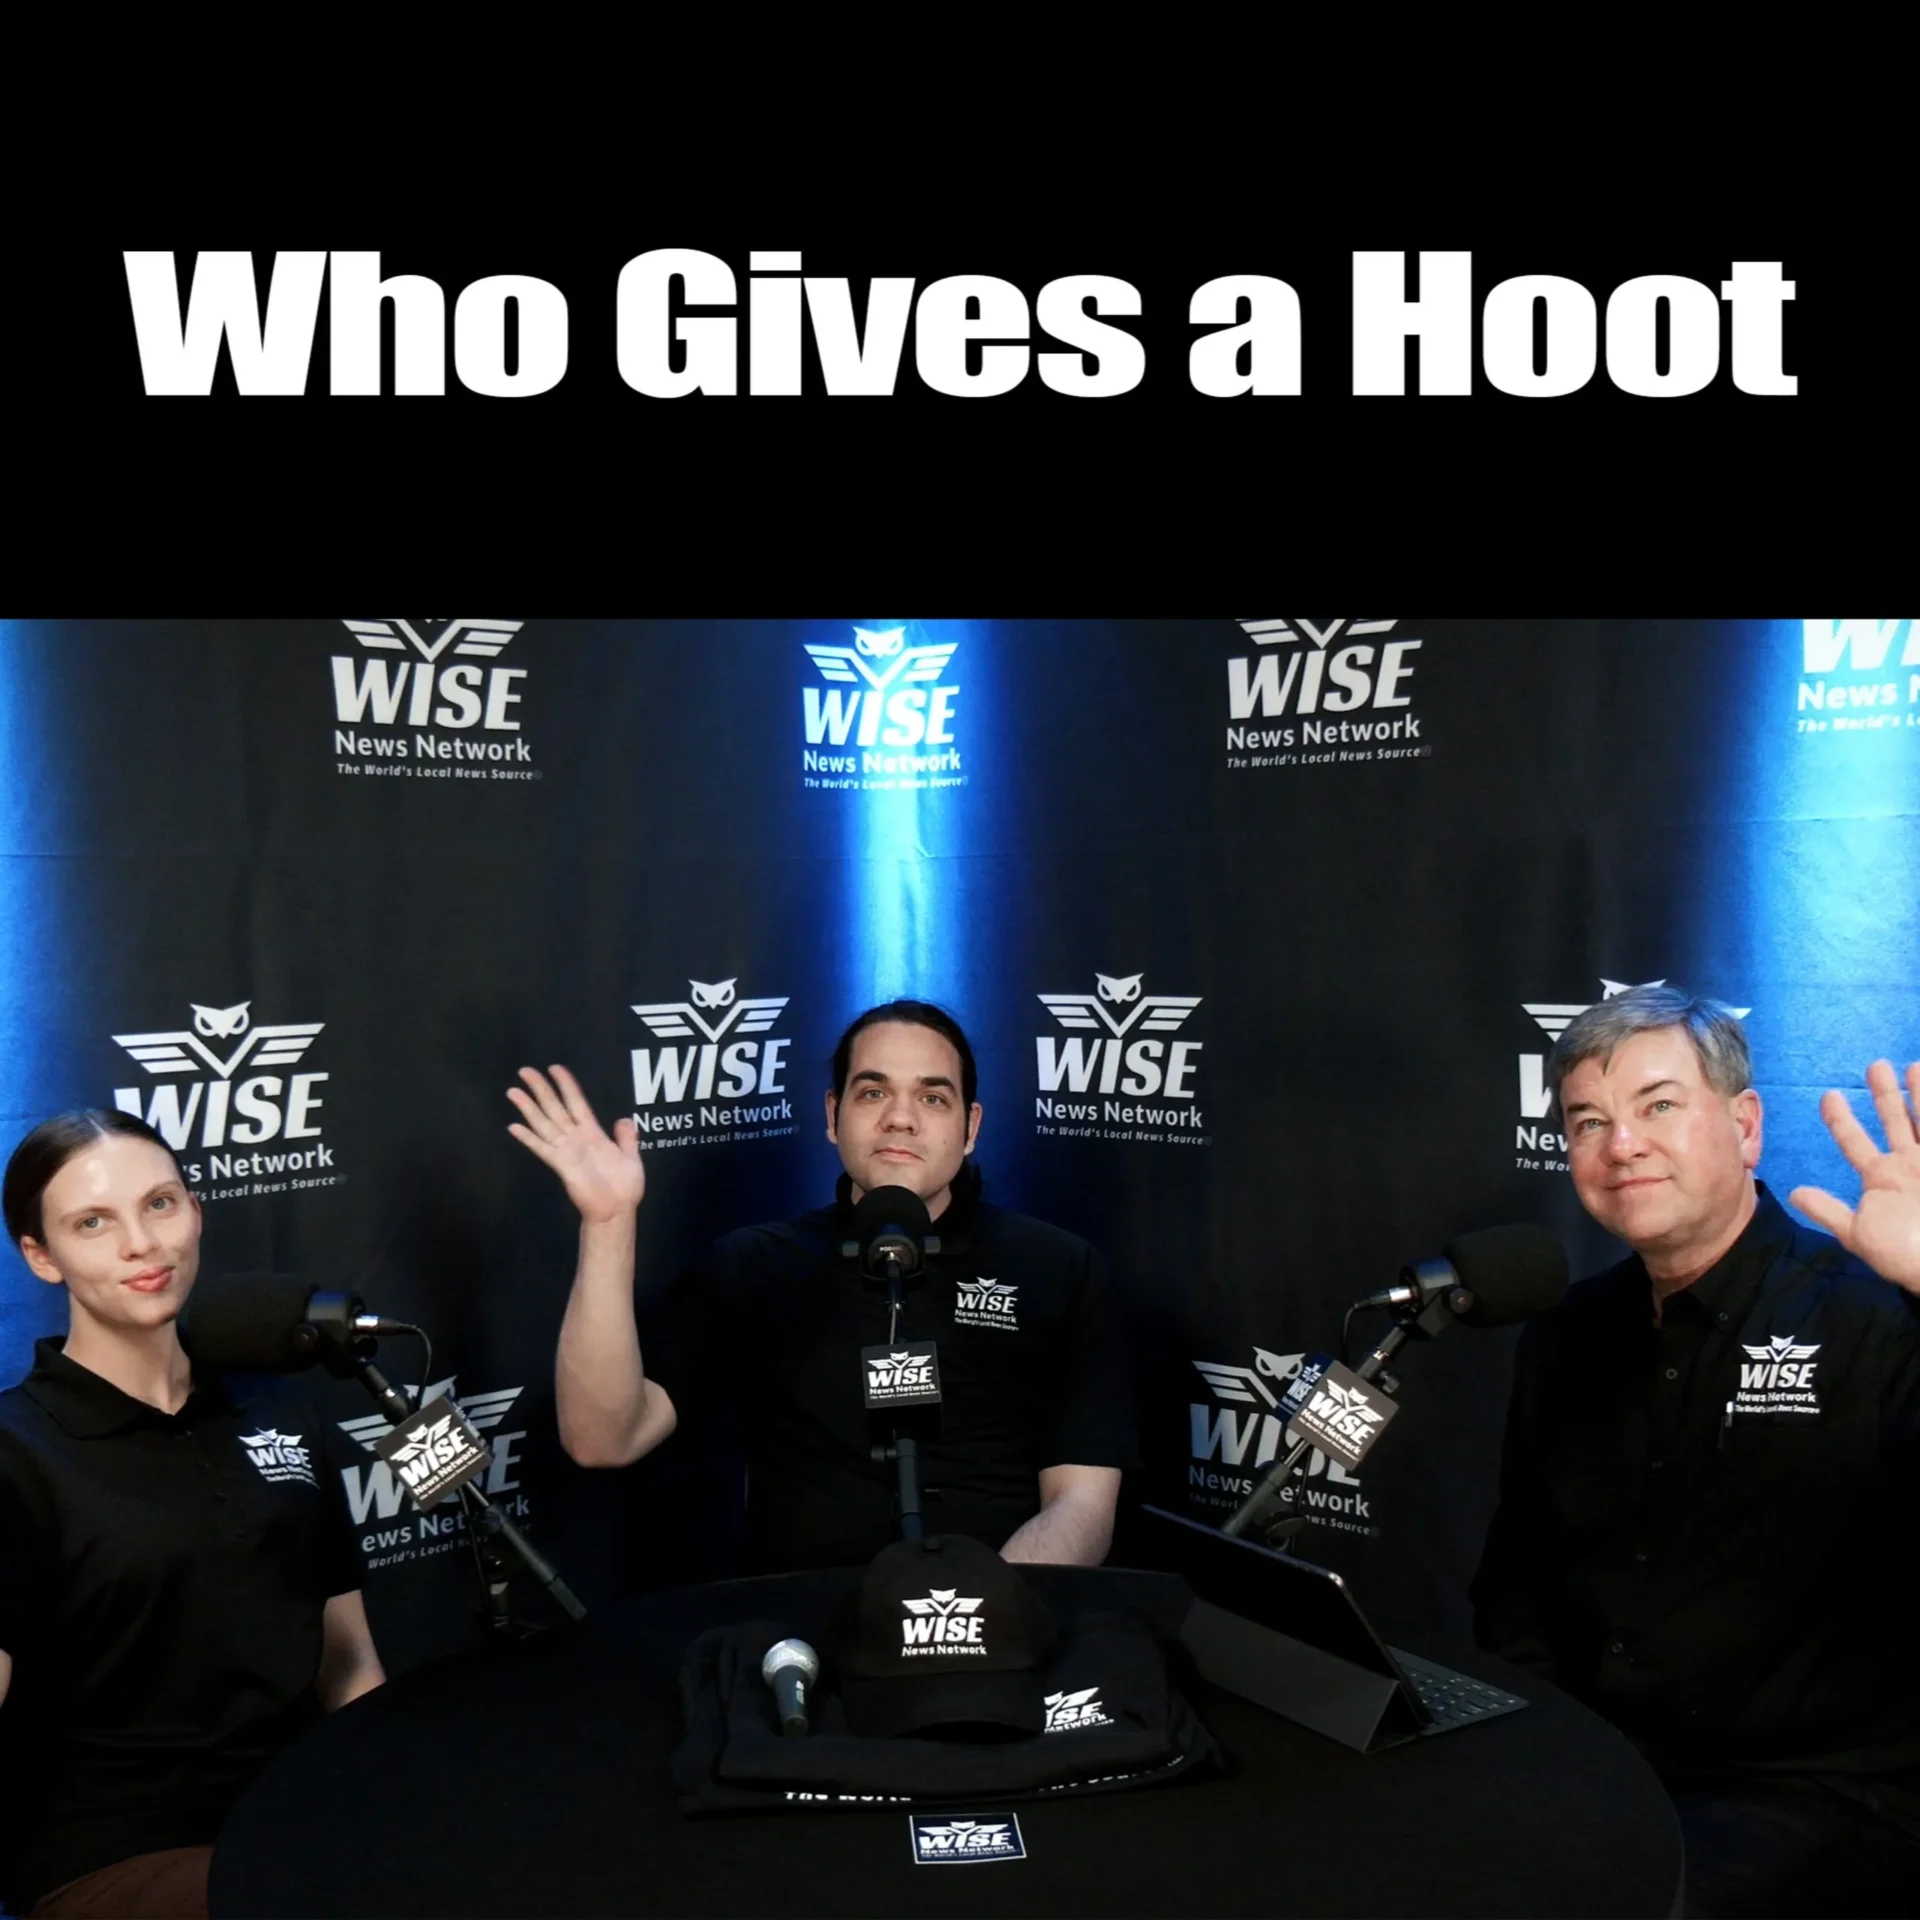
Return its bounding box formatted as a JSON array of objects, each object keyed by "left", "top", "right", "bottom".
[
  {"left": 1471, "top": 1185, "right": 1920, "bottom": 1770},
  {"left": 0, "top": 1338, "right": 364, "bottom": 1910},
  {"left": 644, "top": 1171, "right": 1139, "bottom": 1573}
]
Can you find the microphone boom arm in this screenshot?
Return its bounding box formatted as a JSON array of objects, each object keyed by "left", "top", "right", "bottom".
[
  {"left": 1220, "top": 1287, "right": 1462, "bottom": 1542},
  {"left": 342, "top": 1344, "right": 586, "bottom": 1632}
]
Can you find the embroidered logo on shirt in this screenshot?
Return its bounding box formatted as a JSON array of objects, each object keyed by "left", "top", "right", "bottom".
[
  {"left": 901, "top": 1588, "right": 989, "bottom": 1656},
  {"left": 954, "top": 1277, "right": 1020, "bottom": 1331},
  {"left": 238, "top": 1428, "right": 318, "bottom": 1487},
  {"left": 1042, "top": 1685, "right": 1115, "bottom": 1732},
  {"left": 1734, "top": 1334, "right": 1821, "bottom": 1415}
]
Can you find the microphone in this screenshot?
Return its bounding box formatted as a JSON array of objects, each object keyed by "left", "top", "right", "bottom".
[
  {"left": 179, "top": 1271, "right": 415, "bottom": 1373},
  {"left": 183, "top": 1274, "right": 589, "bottom": 1630},
  {"left": 845, "top": 1185, "right": 938, "bottom": 1281},
  {"left": 844, "top": 1190, "right": 944, "bottom": 1544},
  {"left": 761, "top": 1638, "right": 820, "bottom": 1736},
  {"left": 1351, "top": 1224, "right": 1568, "bottom": 1328}
]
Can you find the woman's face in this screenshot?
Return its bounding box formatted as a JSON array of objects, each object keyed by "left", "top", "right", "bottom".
[{"left": 19, "top": 1133, "right": 202, "bottom": 1336}]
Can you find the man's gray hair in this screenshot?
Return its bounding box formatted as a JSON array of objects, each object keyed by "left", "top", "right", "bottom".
[{"left": 1546, "top": 984, "right": 1753, "bottom": 1119}]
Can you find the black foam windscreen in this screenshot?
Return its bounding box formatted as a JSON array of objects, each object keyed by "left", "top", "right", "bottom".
[
  {"left": 1442, "top": 1224, "right": 1569, "bottom": 1327},
  {"left": 178, "top": 1270, "right": 321, "bottom": 1372},
  {"left": 850, "top": 1184, "right": 932, "bottom": 1245}
]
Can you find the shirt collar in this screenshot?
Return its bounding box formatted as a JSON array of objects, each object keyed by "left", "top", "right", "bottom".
[
  {"left": 1658, "top": 1182, "right": 1795, "bottom": 1325},
  {"left": 20, "top": 1335, "right": 234, "bottom": 1437}
]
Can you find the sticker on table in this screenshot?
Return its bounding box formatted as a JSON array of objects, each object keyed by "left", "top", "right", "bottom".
[{"left": 908, "top": 1813, "right": 1027, "bottom": 1864}]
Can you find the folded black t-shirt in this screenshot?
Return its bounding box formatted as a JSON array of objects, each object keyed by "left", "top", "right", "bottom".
[{"left": 674, "top": 1609, "right": 1219, "bottom": 1813}]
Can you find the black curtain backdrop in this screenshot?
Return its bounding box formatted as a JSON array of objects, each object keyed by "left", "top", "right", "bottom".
[{"left": 1, "top": 620, "right": 1913, "bottom": 1671}]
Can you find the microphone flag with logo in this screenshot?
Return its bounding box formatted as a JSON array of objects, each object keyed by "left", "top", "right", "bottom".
[
  {"left": 373, "top": 1396, "right": 490, "bottom": 1509},
  {"left": 862, "top": 1344, "right": 944, "bottom": 1411},
  {"left": 1276, "top": 1355, "right": 1400, "bottom": 1473}
]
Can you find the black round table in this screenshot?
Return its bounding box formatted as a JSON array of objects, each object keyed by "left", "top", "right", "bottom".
[{"left": 210, "top": 1566, "right": 1682, "bottom": 1918}]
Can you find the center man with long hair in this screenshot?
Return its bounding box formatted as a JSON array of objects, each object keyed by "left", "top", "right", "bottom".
[{"left": 509, "top": 1000, "right": 1137, "bottom": 1570}]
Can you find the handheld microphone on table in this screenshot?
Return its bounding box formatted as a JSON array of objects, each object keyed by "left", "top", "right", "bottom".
[
  {"left": 844, "top": 1187, "right": 944, "bottom": 1544},
  {"left": 1222, "top": 1224, "right": 1569, "bottom": 1541},
  {"left": 761, "top": 1638, "right": 820, "bottom": 1736},
  {"left": 179, "top": 1269, "right": 586, "bottom": 1629}
]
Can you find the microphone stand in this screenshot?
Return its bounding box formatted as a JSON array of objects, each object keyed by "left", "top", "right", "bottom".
[
  {"left": 873, "top": 1251, "right": 926, "bottom": 1542},
  {"left": 337, "top": 1342, "right": 587, "bottom": 1636},
  {"left": 1221, "top": 1286, "right": 1463, "bottom": 1544}
]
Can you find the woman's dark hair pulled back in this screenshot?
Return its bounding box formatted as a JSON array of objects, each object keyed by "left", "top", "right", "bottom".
[{"left": 3, "top": 1108, "right": 184, "bottom": 1245}]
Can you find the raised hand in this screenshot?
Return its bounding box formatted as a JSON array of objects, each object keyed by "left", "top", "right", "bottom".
[
  {"left": 506, "top": 1065, "right": 645, "bottom": 1225},
  {"left": 1788, "top": 1060, "right": 1920, "bottom": 1295}
]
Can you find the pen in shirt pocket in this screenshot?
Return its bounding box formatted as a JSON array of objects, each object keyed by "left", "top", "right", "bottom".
[{"left": 1719, "top": 1400, "right": 1733, "bottom": 1450}]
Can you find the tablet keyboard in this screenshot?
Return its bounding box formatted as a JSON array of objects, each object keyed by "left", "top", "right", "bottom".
[{"left": 1389, "top": 1647, "right": 1529, "bottom": 1733}]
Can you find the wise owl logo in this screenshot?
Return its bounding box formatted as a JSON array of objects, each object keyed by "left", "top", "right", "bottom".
[
  {"left": 909, "top": 1815, "right": 1025, "bottom": 1864},
  {"left": 1286, "top": 1371, "right": 1398, "bottom": 1472},
  {"left": 1795, "top": 619, "right": 1920, "bottom": 735},
  {"left": 900, "top": 1588, "right": 988, "bottom": 1654},
  {"left": 1224, "top": 618, "right": 1432, "bottom": 770},
  {"left": 800, "top": 623, "right": 966, "bottom": 792},
  {"left": 337, "top": 1378, "right": 532, "bottom": 1571},
  {"left": 1042, "top": 1686, "right": 1114, "bottom": 1732},
  {"left": 329, "top": 618, "right": 540, "bottom": 782},
  {"left": 109, "top": 999, "right": 342, "bottom": 1200},
  {"left": 627, "top": 975, "right": 796, "bottom": 1148},
  {"left": 239, "top": 1428, "right": 317, "bottom": 1488},
  {"left": 1187, "top": 1346, "right": 1374, "bottom": 1536},
  {"left": 1032, "top": 972, "right": 1209, "bottom": 1148},
  {"left": 954, "top": 1278, "right": 1019, "bottom": 1332},
  {"left": 1735, "top": 1334, "right": 1821, "bottom": 1415}
]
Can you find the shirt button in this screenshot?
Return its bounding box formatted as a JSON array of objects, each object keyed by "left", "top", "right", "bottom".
[
  {"left": 1609, "top": 1641, "right": 1626, "bottom": 1655},
  {"left": 1633, "top": 1551, "right": 1648, "bottom": 1564},
  {"left": 1664, "top": 1368, "right": 1678, "bottom": 1381},
  {"left": 1649, "top": 1459, "right": 1665, "bottom": 1470}
]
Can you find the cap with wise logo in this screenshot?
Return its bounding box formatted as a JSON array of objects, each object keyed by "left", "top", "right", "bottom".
[{"left": 829, "top": 1534, "right": 1059, "bottom": 1738}]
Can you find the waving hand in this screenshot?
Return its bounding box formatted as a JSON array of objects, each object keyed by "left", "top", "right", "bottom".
[
  {"left": 507, "top": 1065, "right": 645, "bottom": 1224},
  {"left": 1789, "top": 1060, "right": 1920, "bottom": 1295}
]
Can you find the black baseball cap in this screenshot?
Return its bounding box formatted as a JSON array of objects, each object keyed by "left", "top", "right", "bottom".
[{"left": 829, "top": 1534, "right": 1059, "bottom": 1738}]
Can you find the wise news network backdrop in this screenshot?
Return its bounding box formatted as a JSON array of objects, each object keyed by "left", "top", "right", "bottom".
[{"left": 0, "top": 620, "right": 1914, "bottom": 1671}]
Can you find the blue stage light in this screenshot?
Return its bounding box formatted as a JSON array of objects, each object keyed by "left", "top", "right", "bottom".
[
  {"left": 1731, "top": 618, "right": 1920, "bottom": 1198},
  {"left": 0, "top": 622, "right": 46, "bottom": 1119},
  {"left": 813, "top": 618, "right": 999, "bottom": 1025},
  {"left": 0, "top": 622, "right": 67, "bottom": 1365}
]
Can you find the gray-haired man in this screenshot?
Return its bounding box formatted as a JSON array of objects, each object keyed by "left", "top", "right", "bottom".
[{"left": 1470, "top": 986, "right": 1920, "bottom": 1918}]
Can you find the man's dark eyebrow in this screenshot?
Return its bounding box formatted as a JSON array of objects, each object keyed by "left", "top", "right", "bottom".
[
  {"left": 915, "top": 1075, "right": 957, "bottom": 1092},
  {"left": 848, "top": 1068, "right": 891, "bottom": 1087}
]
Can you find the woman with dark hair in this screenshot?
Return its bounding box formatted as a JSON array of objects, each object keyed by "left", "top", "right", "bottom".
[{"left": 0, "top": 1109, "right": 384, "bottom": 1919}]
